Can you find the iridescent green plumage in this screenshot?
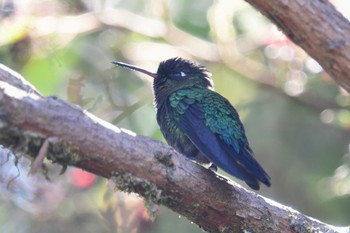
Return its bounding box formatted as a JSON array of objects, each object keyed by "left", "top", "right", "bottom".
[{"left": 113, "top": 57, "right": 271, "bottom": 190}]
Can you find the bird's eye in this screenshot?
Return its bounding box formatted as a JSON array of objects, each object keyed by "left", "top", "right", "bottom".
[{"left": 171, "top": 71, "right": 186, "bottom": 78}]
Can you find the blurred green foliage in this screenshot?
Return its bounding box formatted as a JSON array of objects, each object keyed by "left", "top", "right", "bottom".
[{"left": 1, "top": 0, "right": 350, "bottom": 232}]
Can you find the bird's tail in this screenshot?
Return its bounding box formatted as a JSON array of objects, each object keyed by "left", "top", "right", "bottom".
[{"left": 219, "top": 145, "right": 271, "bottom": 190}]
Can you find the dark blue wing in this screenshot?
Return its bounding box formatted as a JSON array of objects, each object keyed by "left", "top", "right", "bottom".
[{"left": 178, "top": 100, "right": 271, "bottom": 190}]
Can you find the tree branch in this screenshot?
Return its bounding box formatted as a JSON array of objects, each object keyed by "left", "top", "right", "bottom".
[
  {"left": 0, "top": 65, "right": 347, "bottom": 232},
  {"left": 245, "top": 0, "right": 350, "bottom": 93}
]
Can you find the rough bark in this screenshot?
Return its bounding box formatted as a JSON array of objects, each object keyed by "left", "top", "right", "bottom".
[
  {"left": 245, "top": 0, "right": 350, "bottom": 93},
  {"left": 0, "top": 64, "right": 346, "bottom": 233}
]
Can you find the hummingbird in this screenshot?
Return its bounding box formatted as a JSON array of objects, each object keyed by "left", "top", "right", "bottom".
[{"left": 113, "top": 57, "right": 271, "bottom": 190}]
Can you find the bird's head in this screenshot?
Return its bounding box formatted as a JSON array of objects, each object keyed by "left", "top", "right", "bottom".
[
  {"left": 113, "top": 57, "right": 213, "bottom": 102},
  {"left": 113, "top": 57, "right": 213, "bottom": 86},
  {"left": 155, "top": 57, "right": 213, "bottom": 91}
]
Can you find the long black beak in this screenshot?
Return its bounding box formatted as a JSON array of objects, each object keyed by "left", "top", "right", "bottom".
[{"left": 112, "top": 61, "right": 157, "bottom": 78}]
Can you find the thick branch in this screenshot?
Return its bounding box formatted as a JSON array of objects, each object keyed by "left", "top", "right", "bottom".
[
  {"left": 0, "top": 65, "right": 345, "bottom": 232},
  {"left": 245, "top": 0, "right": 350, "bottom": 93}
]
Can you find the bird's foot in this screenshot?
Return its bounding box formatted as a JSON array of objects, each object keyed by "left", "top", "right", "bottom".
[{"left": 208, "top": 163, "right": 217, "bottom": 172}]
